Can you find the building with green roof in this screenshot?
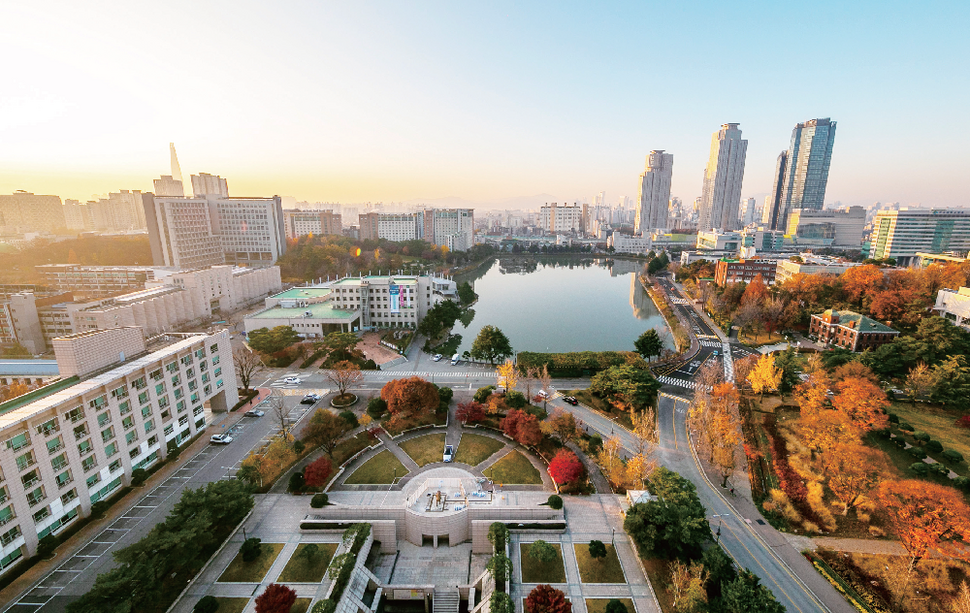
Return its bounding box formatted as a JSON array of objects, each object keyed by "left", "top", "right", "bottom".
[{"left": 809, "top": 309, "right": 899, "bottom": 352}]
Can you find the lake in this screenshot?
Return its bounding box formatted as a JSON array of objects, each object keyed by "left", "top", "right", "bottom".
[{"left": 452, "top": 257, "right": 672, "bottom": 355}]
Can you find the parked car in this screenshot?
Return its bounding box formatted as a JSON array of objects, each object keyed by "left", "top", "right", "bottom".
[
  {"left": 284, "top": 376, "right": 301, "bottom": 385},
  {"left": 536, "top": 389, "right": 549, "bottom": 399},
  {"left": 451, "top": 354, "right": 461, "bottom": 365},
  {"left": 432, "top": 354, "right": 443, "bottom": 362},
  {"left": 563, "top": 396, "right": 578, "bottom": 405},
  {"left": 210, "top": 434, "right": 233, "bottom": 444},
  {"left": 245, "top": 409, "right": 265, "bottom": 417},
  {"left": 300, "top": 393, "right": 319, "bottom": 405},
  {"left": 443, "top": 445, "right": 455, "bottom": 463}
]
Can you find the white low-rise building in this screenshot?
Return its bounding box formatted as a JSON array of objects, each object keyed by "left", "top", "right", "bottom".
[
  {"left": 934, "top": 287, "right": 970, "bottom": 330},
  {"left": 608, "top": 233, "right": 652, "bottom": 254}
]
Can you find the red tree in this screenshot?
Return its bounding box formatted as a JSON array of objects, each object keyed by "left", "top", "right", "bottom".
[
  {"left": 526, "top": 584, "right": 572, "bottom": 613},
  {"left": 500, "top": 409, "right": 542, "bottom": 446},
  {"left": 456, "top": 401, "right": 486, "bottom": 424},
  {"left": 548, "top": 450, "right": 585, "bottom": 486},
  {"left": 303, "top": 456, "right": 333, "bottom": 488},
  {"left": 255, "top": 583, "right": 296, "bottom": 613},
  {"left": 380, "top": 377, "right": 439, "bottom": 418}
]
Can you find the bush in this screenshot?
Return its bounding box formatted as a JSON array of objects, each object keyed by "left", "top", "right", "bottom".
[
  {"left": 893, "top": 436, "right": 908, "bottom": 448},
  {"left": 288, "top": 472, "right": 306, "bottom": 493},
  {"left": 926, "top": 440, "right": 944, "bottom": 453},
  {"left": 506, "top": 390, "right": 527, "bottom": 409},
  {"left": 241, "top": 537, "right": 263, "bottom": 562},
  {"left": 956, "top": 415, "right": 970, "bottom": 429},
  {"left": 474, "top": 385, "right": 496, "bottom": 403},
  {"left": 310, "top": 493, "right": 330, "bottom": 508},
  {"left": 304, "top": 457, "right": 334, "bottom": 488},
  {"left": 588, "top": 433, "right": 603, "bottom": 454},
  {"left": 547, "top": 494, "right": 563, "bottom": 510},
  {"left": 898, "top": 422, "right": 914, "bottom": 432},
  {"left": 90, "top": 501, "right": 109, "bottom": 518},
  {"left": 293, "top": 440, "right": 306, "bottom": 455},
  {"left": 130, "top": 468, "right": 148, "bottom": 487},
  {"left": 929, "top": 462, "right": 950, "bottom": 476},
  {"left": 524, "top": 405, "right": 547, "bottom": 420},
  {"left": 339, "top": 411, "right": 359, "bottom": 428},
  {"left": 907, "top": 447, "right": 927, "bottom": 460},
  {"left": 909, "top": 462, "right": 929, "bottom": 476},
  {"left": 367, "top": 398, "right": 388, "bottom": 419},
  {"left": 954, "top": 476, "right": 970, "bottom": 491},
  {"left": 942, "top": 449, "right": 965, "bottom": 464},
  {"left": 913, "top": 431, "right": 931, "bottom": 443},
  {"left": 888, "top": 413, "right": 899, "bottom": 424},
  {"left": 194, "top": 595, "right": 219, "bottom": 613},
  {"left": 37, "top": 535, "right": 57, "bottom": 558},
  {"left": 606, "top": 600, "right": 628, "bottom": 613},
  {"left": 438, "top": 386, "right": 454, "bottom": 404},
  {"left": 311, "top": 600, "right": 337, "bottom": 613}
]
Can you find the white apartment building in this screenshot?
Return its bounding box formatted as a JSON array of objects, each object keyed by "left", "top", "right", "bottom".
[
  {"left": 774, "top": 255, "right": 861, "bottom": 284},
  {"left": 191, "top": 173, "right": 229, "bottom": 198},
  {"left": 35, "top": 265, "right": 162, "bottom": 298},
  {"left": 934, "top": 287, "right": 970, "bottom": 330},
  {"left": 608, "top": 233, "right": 652, "bottom": 254},
  {"left": 698, "top": 123, "right": 747, "bottom": 232},
  {"left": 786, "top": 206, "right": 865, "bottom": 247},
  {"left": 696, "top": 230, "right": 742, "bottom": 251},
  {"left": 634, "top": 150, "right": 673, "bottom": 235},
  {"left": 283, "top": 210, "right": 343, "bottom": 239},
  {"left": 539, "top": 203, "right": 586, "bottom": 234},
  {"left": 0, "top": 192, "right": 65, "bottom": 234},
  {"left": 424, "top": 209, "right": 474, "bottom": 251},
  {"left": 209, "top": 197, "right": 286, "bottom": 267},
  {"left": 359, "top": 213, "right": 419, "bottom": 243},
  {"left": 869, "top": 209, "right": 970, "bottom": 266},
  {"left": 152, "top": 176, "right": 184, "bottom": 198},
  {"left": 0, "top": 328, "right": 235, "bottom": 573}
]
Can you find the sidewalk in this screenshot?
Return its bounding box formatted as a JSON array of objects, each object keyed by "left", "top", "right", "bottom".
[{"left": 0, "top": 386, "right": 271, "bottom": 607}]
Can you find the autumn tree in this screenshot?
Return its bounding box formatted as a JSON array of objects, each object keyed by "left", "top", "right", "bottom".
[
  {"left": 831, "top": 376, "right": 889, "bottom": 434},
  {"left": 548, "top": 450, "right": 585, "bottom": 487},
  {"left": 456, "top": 401, "right": 486, "bottom": 424},
  {"left": 381, "top": 377, "right": 439, "bottom": 419},
  {"left": 303, "top": 456, "right": 334, "bottom": 488},
  {"left": 597, "top": 436, "right": 626, "bottom": 489},
  {"left": 732, "top": 355, "right": 759, "bottom": 392},
  {"left": 625, "top": 453, "right": 656, "bottom": 490},
  {"left": 690, "top": 383, "right": 742, "bottom": 487},
  {"left": 325, "top": 360, "right": 364, "bottom": 400},
  {"left": 842, "top": 264, "right": 885, "bottom": 307},
  {"left": 255, "top": 583, "right": 296, "bottom": 613},
  {"left": 630, "top": 408, "right": 658, "bottom": 457},
  {"left": 831, "top": 361, "right": 879, "bottom": 384},
  {"left": 303, "top": 409, "right": 349, "bottom": 458},
  {"left": 876, "top": 480, "right": 970, "bottom": 573},
  {"left": 268, "top": 393, "right": 289, "bottom": 439},
  {"left": 500, "top": 409, "right": 542, "bottom": 446},
  {"left": 233, "top": 346, "right": 265, "bottom": 394},
  {"left": 821, "top": 443, "right": 892, "bottom": 515},
  {"left": 542, "top": 408, "right": 582, "bottom": 445},
  {"left": 522, "top": 366, "right": 540, "bottom": 400},
  {"left": 496, "top": 358, "right": 519, "bottom": 392},
  {"left": 525, "top": 584, "right": 572, "bottom": 613},
  {"left": 667, "top": 560, "right": 708, "bottom": 613},
  {"left": 748, "top": 354, "right": 781, "bottom": 398},
  {"left": 904, "top": 362, "right": 935, "bottom": 404},
  {"left": 797, "top": 409, "right": 855, "bottom": 457}
]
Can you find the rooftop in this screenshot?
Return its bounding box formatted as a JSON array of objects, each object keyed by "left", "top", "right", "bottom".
[
  {"left": 270, "top": 287, "right": 332, "bottom": 300},
  {"left": 332, "top": 276, "right": 420, "bottom": 286},
  {"left": 0, "top": 359, "right": 59, "bottom": 377},
  {"left": 249, "top": 301, "right": 359, "bottom": 320},
  {"left": 817, "top": 309, "right": 897, "bottom": 334}
]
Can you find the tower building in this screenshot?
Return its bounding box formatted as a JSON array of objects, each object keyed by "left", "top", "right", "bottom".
[
  {"left": 634, "top": 150, "right": 674, "bottom": 235},
  {"left": 698, "top": 123, "right": 747, "bottom": 232}
]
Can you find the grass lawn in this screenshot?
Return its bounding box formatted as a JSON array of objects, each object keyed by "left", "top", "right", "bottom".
[
  {"left": 523, "top": 597, "right": 573, "bottom": 613},
  {"left": 641, "top": 555, "right": 674, "bottom": 613},
  {"left": 277, "top": 542, "right": 338, "bottom": 582},
  {"left": 217, "top": 543, "right": 284, "bottom": 583},
  {"left": 399, "top": 433, "right": 447, "bottom": 467},
  {"left": 573, "top": 543, "right": 626, "bottom": 583},
  {"left": 345, "top": 449, "right": 407, "bottom": 484},
  {"left": 520, "top": 542, "right": 567, "bottom": 584},
  {"left": 890, "top": 402, "right": 970, "bottom": 462},
  {"left": 455, "top": 433, "right": 505, "bottom": 466},
  {"left": 484, "top": 450, "right": 542, "bottom": 485},
  {"left": 585, "top": 599, "right": 635, "bottom": 613},
  {"left": 570, "top": 389, "right": 634, "bottom": 430},
  {"left": 291, "top": 598, "right": 313, "bottom": 613},
  {"left": 383, "top": 411, "right": 447, "bottom": 436},
  {"left": 212, "top": 598, "right": 250, "bottom": 613}
]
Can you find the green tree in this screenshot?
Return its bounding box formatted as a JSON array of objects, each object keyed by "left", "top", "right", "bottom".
[
  {"left": 623, "top": 467, "right": 710, "bottom": 559},
  {"left": 529, "top": 540, "right": 558, "bottom": 564},
  {"left": 323, "top": 332, "right": 363, "bottom": 362},
  {"left": 605, "top": 600, "right": 627, "bottom": 613},
  {"left": 589, "top": 364, "right": 661, "bottom": 412},
  {"left": 303, "top": 409, "right": 349, "bottom": 457},
  {"left": 718, "top": 570, "right": 785, "bottom": 613},
  {"left": 248, "top": 326, "right": 301, "bottom": 354},
  {"left": 486, "top": 552, "right": 513, "bottom": 583},
  {"left": 488, "top": 522, "right": 510, "bottom": 552},
  {"left": 773, "top": 348, "right": 801, "bottom": 396},
  {"left": 930, "top": 355, "right": 970, "bottom": 408},
  {"left": 471, "top": 325, "right": 514, "bottom": 365},
  {"left": 634, "top": 329, "right": 664, "bottom": 362},
  {"left": 490, "top": 592, "right": 515, "bottom": 613},
  {"left": 457, "top": 281, "right": 477, "bottom": 304},
  {"left": 701, "top": 545, "right": 736, "bottom": 601},
  {"left": 588, "top": 540, "right": 607, "bottom": 559}
]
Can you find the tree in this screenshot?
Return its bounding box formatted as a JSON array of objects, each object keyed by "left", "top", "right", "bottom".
[
  {"left": 303, "top": 456, "right": 334, "bottom": 488},
  {"left": 255, "top": 583, "right": 297, "bottom": 613},
  {"left": 719, "top": 570, "right": 785, "bottom": 613},
  {"left": 366, "top": 397, "right": 388, "bottom": 419},
  {"left": 491, "top": 593, "right": 515, "bottom": 613},
  {"left": 589, "top": 365, "right": 661, "bottom": 413},
  {"left": 303, "top": 409, "right": 349, "bottom": 458},
  {"left": 831, "top": 361, "right": 879, "bottom": 384},
  {"left": 456, "top": 401, "right": 486, "bottom": 424},
  {"left": 325, "top": 360, "right": 364, "bottom": 399},
  {"left": 268, "top": 393, "right": 289, "bottom": 438},
  {"left": 821, "top": 443, "right": 892, "bottom": 515},
  {"left": 588, "top": 540, "right": 607, "bottom": 559},
  {"left": 904, "top": 362, "right": 935, "bottom": 404},
  {"left": 952, "top": 581, "right": 970, "bottom": 613},
  {"left": 500, "top": 409, "right": 542, "bottom": 446},
  {"left": 774, "top": 348, "right": 802, "bottom": 396},
  {"left": 470, "top": 325, "right": 514, "bottom": 365},
  {"left": 381, "top": 377, "right": 439, "bottom": 419},
  {"left": 528, "top": 540, "right": 558, "bottom": 564},
  {"left": 486, "top": 552, "right": 513, "bottom": 583},
  {"left": 667, "top": 560, "right": 708, "bottom": 613},
  {"left": 496, "top": 358, "right": 519, "bottom": 392},
  {"left": 525, "top": 584, "right": 572, "bottom": 613},
  {"left": 457, "top": 281, "right": 476, "bottom": 304},
  {"left": 241, "top": 537, "right": 263, "bottom": 562},
  {"left": 625, "top": 453, "right": 656, "bottom": 490},
  {"left": 548, "top": 449, "right": 585, "bottom": 486},
  {"left": 630, "top": 407, "right": 658, "bottom": 456},
  {"left": 233, "top": 346, "right": 265, "bottom": 394},
  {"left": 747, "top": 354, "right": 781, "bottom": 398},
  {"left": 930, "top": 355, "right": 970, "bottom": 408},
  {"left": 623, "top": 467, "right": 710, "bottom": 559},
  {"left": 634, "top": 329, "right": 664, "bottom": 362},
  {"left": 732, "top": 355, "right": 759, "bottom": 391},
  {"left": 876, "top": 480, "right": 970, "bottom": 573},
  {"left": 488, "top": 522, "right": 510, "bottom": 552},
  {"left": 605, "top": 600, "right": 627, "bottom": 613},
  {"left": 831, "top": 376, "right": 889, "bottom": 434},
  {"left": 322, "top": 331, "right": 364, "bottom": 362},
  {"left": 542, "top": 408, "right": 582, "bottom": 444},
  {"left": 194, "top": 595, "right": 219, "bottom": 613},
  {"left": 741, "top": 274, "right": 769, "bottom": 305},
  {"left": 248, "top": 326, "right": 301, "bottom": 354}
]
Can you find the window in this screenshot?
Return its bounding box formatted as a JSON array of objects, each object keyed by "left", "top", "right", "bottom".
[
  {"left": 214, "top": 367, "right": 222, "bottom": 378},
  {"left": 126, "top": 430, "right": 137, "bottom": 445},
  {"left": 88, "top": 395, "right": 106, "bottom": 410},
  {"left": 15, "top": 451, "right": 35, "bottom": 471},
  {"left": 147, "top": 435, "right": 158, "bottom": 446},
  {"left": 200, "top": 361, "right": 208, "bottom": 373},
  {"left": 195, "top": 417, "right": 205, "bottom": 429},
  {"left": 46, "top": 436, "right": 64, "bottom": 454},
  {"left": 1, "top": 525, "right": 21, "bottom": 546},
  {"left": 97, "top": 412, "right": 111, "bottom": 427},
  {"left": 129, "top": 447, "right": 141, "bottom": 459},
  {"left": 150, "top": 369, "right": 163, "bottom": 382},
  {"left": 194, "top": 348, "right": 206, "bottom": 359},
  {"left": 61, "top": 488, "right": 77, "bottom": 505},
  {"left": 163, "top": 424, "right": 174, "bottom": 436},
  {"left": 201, "top": 373, "right": 210, "bottom": 384},
  {"left": 177, "top": 399, "right": 186, "bottom": 413},
  {"left": 188, "top": 380, "right": 198, "bottom": 392},
  {"left": 21, "top": 470, "right": 39, "bottom": 490},
  {"left": 81, "top": 456, "right": 96, "bottom": 472},
  {"left": 0, "top": 486, "right": 6, "bottom": 505},
  {"left": 101, "top": 427, "right": 115, "bottom": 443},
  {"left": 122, "top": 416, "right": 134, "bottom": 430},
  {"left": 4, "top": 432, "right": 30, "bottom": 451},
  {"left": 178, "top": 415, "right": 188, "bottom": 427},
  {"left": 66, "top": 407, "right": 84, "bottom": 423},
  {"left": 158, "top": 397, "right": 169, "bottom": 409},
  {"left": 166, "top": 361, "right": 178, "bottom": 373},
  {"left": 155, "top": 382, "right": 166, "bottom": 396},
  {"left": 174, "top": 387, "right": 183, "bottom": 400},
  {"left": 108, "top": 460, "right": 122, "bottom": 473},
  {"left": 55, "top": 470, "right": 72, "bottom": 488},
  {"left": 141, "top": 406, "right": 152, "bottom": 419},
  {"left": 186, "top": 367, "right": 195, "bottom": 379},
  {"left": 171, "top": 375, "right": 181, "bottom": 387},
  {"left": 32, "top": 506, "right": 50, "bottom": 523},
  {"left": 119, "top": 400, "right": 131, "bottom": 415},
  {"left": 181, "top": 355, "right": 193, "bottom": 366},
  {"left": 111, "top": 385, "right": 128, "bottom": 400},
  {"left": 210, "top": 344, "right": 219, "bottom": 353},
  {"left": 36, "top": 418, "right": 58, "bottom": 437},
  {"left": 212, "top": 355, "right": 220, "bottom": 365},
  {"left": 86, "top": 473, "right": 101, "bottom": 487},
  {"left": 132, "top": 376, "right": 146, "bottom": 390},
  {"left": 104, "top": 442, "right": 118, "bottom": 458},
  {"left": 26, "top": 486, "right": 44, "bottom": 507},
  {"left": 138, "top": 391, "right": 149, "bottom": 405},
  {"left": 191, "top": 392, "right": 200, "bottom": 405},
  {"left": 204, "top": 385, "right": 212, "bottom": 395},
  {"left": 51, "top": 453, "right": 68, "bottom": 471},
  {"left": 0, "top": 506, "right": 14, "bottom": 527},
  {"left": 144, "top": 420, "right": 155, "bottom": 433}
]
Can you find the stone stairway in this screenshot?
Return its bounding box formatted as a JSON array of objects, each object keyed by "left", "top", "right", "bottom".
[{"left": 433, "top": 589, "right": 460, "bottom": 613}]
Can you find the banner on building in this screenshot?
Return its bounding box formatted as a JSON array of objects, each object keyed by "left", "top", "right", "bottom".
[{"left": 389, "top": 284, "right": 400, "bottom": 312}]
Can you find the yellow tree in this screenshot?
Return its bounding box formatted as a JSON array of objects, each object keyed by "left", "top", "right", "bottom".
[
  {"left": 711, "top": 409, "right": 742, "bottom": 488},
  {"left": 597, "top": 435, "right": 626, "bottom": 488},
  {"left": 797, "top": 409, "right": 856, "bottom": 456},
  {"left": 793, "top": 371, "right": 830, "bottom": 420},
  {"left": 625, "top": 453, "right": 656, "bottom": 490},
  {"left": 668, "top": 560, "right": 708, "bottom": 613},
  {"left": 832, "top": 376, "right": 889, "bottom": 434},
  {"left": 541, "top": 408, "right": 582, "bottom": 445},
  {"left": 821, "top": 443, "right": 892, "bottom": 515},
  {"left": 496, "top": 359, "right": 519, "bottom": 392},
  {"left": 630, "top": 407, "right": 658, "bottom": 457},
  {"left": 748, "top": 354, "right": 781, "bottom": 398},
  {"left": 904, "top": 362, "right": 935, "bottom": 404}
]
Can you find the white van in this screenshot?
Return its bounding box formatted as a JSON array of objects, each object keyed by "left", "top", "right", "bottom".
[{"left": 451, "top": 354, "right": 461, "bottom": 365}]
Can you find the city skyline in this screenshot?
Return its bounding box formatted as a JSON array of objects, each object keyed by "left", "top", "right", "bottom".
[{"left": 1, "top": 1, "right": 967, "bottom": 209}]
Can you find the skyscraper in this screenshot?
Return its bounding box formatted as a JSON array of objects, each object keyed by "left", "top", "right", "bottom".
[
  {"left": 191, "top": 173, "right": 229, "bottom": 198},
  {"left": 763, "top": 118, "right": 837, "bottom": 231},
  {"left": 698, "top": 123, "right": 747, "bottom": 231},
  {"left": 763, "top": 151, "right": 788, "bottom": 229},
  {"left": 741, "top": 197, "right": 757, "bottom": 226},
  {"left": 634, "top": 150, "right": 674, "bottom": 235}
]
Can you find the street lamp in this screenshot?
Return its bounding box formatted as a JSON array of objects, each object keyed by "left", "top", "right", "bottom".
[{"left": 712, "top": 514, "right": 730, "bottom": 544}]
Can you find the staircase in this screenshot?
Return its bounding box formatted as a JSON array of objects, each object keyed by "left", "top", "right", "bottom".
[{"left": 434, "top": 589, "right": 460, "bottom": 613}]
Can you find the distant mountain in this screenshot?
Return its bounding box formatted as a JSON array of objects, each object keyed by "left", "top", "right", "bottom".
[{"left": 402, "top": 194, "right": 562, "bottom": 210}]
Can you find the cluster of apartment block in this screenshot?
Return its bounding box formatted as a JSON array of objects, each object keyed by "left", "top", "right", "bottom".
[
  {"left": 358, "top": 209, "right": 474, "bottom": 251},
  {"left": 0, "top": 327, "right": 236, "bottom": 573}
]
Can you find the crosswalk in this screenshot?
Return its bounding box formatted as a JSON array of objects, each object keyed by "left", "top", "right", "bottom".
[
  {"left": 670, "top": 297, "right": 691, "bottom": 305},
  {"left": 699, "top": 340, "right": 721, "bottom": 348},
  {"left": 696, "top": 334, "right": 719, "bottom": 340},
  {"left": 657, "top": 375, "right": 698, "bottom": 390}
]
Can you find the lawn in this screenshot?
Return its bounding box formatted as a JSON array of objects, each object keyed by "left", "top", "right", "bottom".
[
  {"left": 383, "top": 411, "right": 447, "bottom": 436},
  {"left": 890, "top": 402, "right": 970, "bottom": 461},
  {"left": 455, "top": 433, "right": 505, "bottom": 466},
  {"left": 484, "top": 451, "right": 542, "bottom": 485},
  {"left": 519, "top": 542, "right": 567, "bottom": 584},
  {"left": 573, "top": 543, "right": 626, "bottom": 583},
  {"left": 217, "top": 543, "right": 284, "bottom": 583},
  {"left": 344, "top": 449, "right": 407, "bottom": 484},
  {"left": 277, "top": 542, "right": 338, "bottom": 582},
  {"left": 585, "top": 599, "right": 636, "bottom": 613},
  {"left": 212, "top": 598, "right": 250, "bottom": 613},
  {"left": 399, "top": 433, "right": 447, "bottom": 467},
  {"left": 291, "top": 598, "right": 313, "bottom": 613}
]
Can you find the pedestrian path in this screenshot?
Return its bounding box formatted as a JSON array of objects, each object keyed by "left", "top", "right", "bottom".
[
  {"left": 699, "top": 340, "right": 721, "bottom": 348},
  {"left": 368, "top": 370, "right": 500, "bottom": 379},
  {"left": 656, "top": 375, "right": 698, "bottom": 390}
]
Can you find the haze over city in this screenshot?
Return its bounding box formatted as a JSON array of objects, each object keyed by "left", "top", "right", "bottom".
[{"left": 2, "top": 0, "right": 967, "bottom": 208}]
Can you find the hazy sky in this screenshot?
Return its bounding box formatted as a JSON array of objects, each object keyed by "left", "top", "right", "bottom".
[{"left": 1, "top": 0, "right": 967, "bottom": 209}]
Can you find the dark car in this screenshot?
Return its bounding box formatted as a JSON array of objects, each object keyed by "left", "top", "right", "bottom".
[{"left": 563, "top": 396, "right": 578, "bottom": 405}]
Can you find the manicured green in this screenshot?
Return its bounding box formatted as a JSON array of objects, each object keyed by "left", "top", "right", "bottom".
[
  {"left": 585, "top": 599, "right": 635, "bottom": 613},
  {"left": 344, "top": 450, "right": 407, "bottom": 484},
  {"left": 212, "top": 598, "right": 249, "bottom": 613},
  {"left": 574, "top": 543, "right": 626, "bottom": 583},
  {"left": 484, "top": 451, "right": 542, "bottom": 485},
  {"left": 519, "top": 542, "right": 566, "bottom": 584},
  {"left": 890, "top": 403, "right": 970, "bottom": 461},
  {"left": 455, "top": 433, "right": 505, "bottom": 466},
  {"left": 278, "top": 542, "right": 338, "bottom": 582},
  {"left": 399, "top": 433, "right": 447, "bottom": 467},
  {"left": 217, "top": 543, "right": 284, "bottom": 583},
  {"left": 292, "top": 598, "right": 313, "bottom": 613}
]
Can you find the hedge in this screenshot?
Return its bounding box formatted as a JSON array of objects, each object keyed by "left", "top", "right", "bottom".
[{"left": 516, "top": 351, "right": 646, "bottom": 377}]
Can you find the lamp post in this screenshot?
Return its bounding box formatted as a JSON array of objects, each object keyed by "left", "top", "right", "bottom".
[
  {"left": 712, "top": 513, "right": 730, "bottom": 545},
  {"left": 611, "top": 527, "right": 615, "bottom": 546}
]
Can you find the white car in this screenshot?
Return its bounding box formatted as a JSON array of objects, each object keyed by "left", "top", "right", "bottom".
[
  {"left": 284, "top": 376, "right": 301, "bottom": 385},
  {"left": 432, "top": 354, "right": 443, "bottom": 362},
  {"left": 443, "top": 445, "right": 454, "bottom": 463},
  {"left": 245, "top": 409, "right": 265, "bottom": 417},
  {"left": 210, "top": 434, "right": 233, "bottom": 444},
  {"left": 536, "top": 390, "right": 549, "bottom": 399}
]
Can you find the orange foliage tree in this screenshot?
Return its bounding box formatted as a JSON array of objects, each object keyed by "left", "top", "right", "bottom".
[
  {"left": 748, "top": 354, "right": 781, "bottom": 398},
  {"left": 821, "top": 443, "right": 892, "bottom": 515},
  {"left": 831, "top": 376, "right": 889, "bottom": 433},
  {"left": 380, "top": 377, "right": 439, "bottom": 420},
  {"left": 841, "top": 264, "right": 885, "bottom": 307}
]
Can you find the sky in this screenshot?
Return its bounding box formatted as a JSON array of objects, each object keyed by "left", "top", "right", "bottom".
[{"left": 1, "top": 0, "right": 968, "bottom": 209}]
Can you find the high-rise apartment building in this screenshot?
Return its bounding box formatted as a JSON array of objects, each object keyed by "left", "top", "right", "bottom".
[
  {"left": 283, "top": 210, "right": 343, "bottom": 239},
  {"left": 634, "top": 150, "right": 674, "bottom": 235},
  {"left": 786, "top": 206, "right": 865, "bottom": 247},
  {"left": 869, "top": 209, "right": 970, "bottom": 266},
  {"left": 144, "top": 196, "right": 224, "bottom": 270},
  {"left": 209, "top": 197, "right": 286, "bottom": 267},
  {"left": 740, "top": 197, "right": 757, "bottom": 226},
  {"left": 763, "top": 118, "right": 837, "bottom": 231},
  {"left": 0, "top": 192, "right": 66, "bottom": 233},
  {"left": 63, "top": 200, "right": 93, "bottom": 231},
  {"left": 191, "top": 173, "right": 229, "bottom": 198},
  {"left": 152, "top": 176, "right": 185, "bottom": 198},
  {"left": 698, "top": 124, "right": 747, "bottom": 232},
  {"left": 539, "top": 203, "right": 586, "bottom": 234},
  {"left": 357, "top": 210, "right": 475, "bottom": 249}
]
